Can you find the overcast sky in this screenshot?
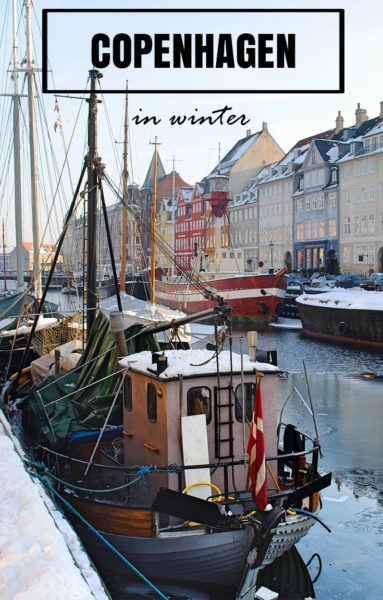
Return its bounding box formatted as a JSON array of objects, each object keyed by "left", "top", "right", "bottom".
[{"left": 0, "top": 0, "right": 382, "bottom": 246}]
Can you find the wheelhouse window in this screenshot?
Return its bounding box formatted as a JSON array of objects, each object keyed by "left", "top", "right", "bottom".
[
  {"left": 235, "top": 382, "right": 257, "bottom": 422},
  {"left": 124, "top": 375, "right": 132, "bottom": 411},
  {"left": 187, "top": 387, "right": 211, "bottom": 424},
  {"left": 147, "top": 383, "right": 157, "bottom": 423}
]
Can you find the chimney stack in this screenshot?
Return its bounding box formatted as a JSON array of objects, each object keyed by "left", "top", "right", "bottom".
[
  {"left": 262, "top": 121, "right": 268, "bottom": 132},
  {"left": 246, "top": 129, "right": 251, "bottom": 137},
  {"left": 380, "top": 101, "right": 383, "bottom": 119},
  {"left": 335, "top": 110, "right": 344, "bottom": 133},
  {"left": 355, "top": 103, "right": 368, "bottom": 127}
]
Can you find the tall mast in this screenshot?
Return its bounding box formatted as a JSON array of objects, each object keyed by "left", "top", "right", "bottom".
[
  {"left": 25, "top": 0, "right": 41, "bottom": 300},
  {"left": 86, "top": 69, "right": 101, "bottom": 337},
  {"left": 12, "top": 0, "right": 24, "bottom": 291},
  {"left": 120, "top": 81, "right": 128, "bottom": 293},
  {"left": 150, "top": 137, "right": 158, "bottom": 304},
  {"left": 2, "top": 221, "right": 8, "bottom": 292}
]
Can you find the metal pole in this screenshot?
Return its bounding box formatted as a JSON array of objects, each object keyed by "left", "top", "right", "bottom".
[
  {"left": 12, "top": 0, "right": 24, "bottom": 292},
  {"left": 25, "top": 0, "right": 41, "bottom": 300},
  {"left": 86, "top": 69, "right": 101, "bottom": 337},
  {"left": 99, "top": 177, "right": 123, "bottom": 312},
  {"left": 120, "top": 81, "right": 128, "bottom": 293},
  {"left": 150, "top": 137, "right": 158, "bottom": 304}
]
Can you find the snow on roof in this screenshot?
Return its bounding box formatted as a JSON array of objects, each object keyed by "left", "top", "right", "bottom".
[
  {"left": 0, "top": 413, "right": 108, "bottom": 600},
  {"left": 296, "top": 289, "right": 383, "bottom": 311},
  {"left": 326, "top": 144, "right": 339, "bottom": 162},
  {"left": 210, "top": 132, "right": 261, "bottom": 176},
  {"left": 364, "top": 119, "right": 383, "bottom": 138},
  {"left": 119, "top": 348, "right": 279, "bottom": 378}
]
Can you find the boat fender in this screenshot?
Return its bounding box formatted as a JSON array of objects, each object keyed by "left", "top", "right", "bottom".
[{"left": 336, "top": 321, "right": 349, "bottom": 335}]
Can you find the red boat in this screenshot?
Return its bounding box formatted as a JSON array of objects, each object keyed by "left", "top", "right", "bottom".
[{"left": 155, "top": 267, "right": 288, "bottom": 324}]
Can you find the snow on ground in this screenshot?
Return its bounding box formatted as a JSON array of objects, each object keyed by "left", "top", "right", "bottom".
[{"left": 0, "top": 413, "right": 109, "bottom": 600}]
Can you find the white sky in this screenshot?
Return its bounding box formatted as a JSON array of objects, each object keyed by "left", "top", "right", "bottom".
[{"left": 0, "top": 0, "right": 382, "bottom": 246}]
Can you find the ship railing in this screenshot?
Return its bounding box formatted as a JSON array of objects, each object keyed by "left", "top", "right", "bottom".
[{"left": 40, "top": 439, "right": 321, "bottom": 507}]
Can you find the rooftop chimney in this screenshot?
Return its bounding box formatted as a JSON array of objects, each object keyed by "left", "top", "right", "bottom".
[
  {"left": 262, "top": 122, "right": 268, "bottom": 132},
  {"left": 355, "top": 103, "right": 368, "bottom": 127},
  {"left": 380, "top": 101, "right": 383, "bottom": 119},
  {"left": 335, "top": 110, "right": 344, "bottom": 133},
  {"left": 246, "top": 129, "right": 251, "bottom": 137}
]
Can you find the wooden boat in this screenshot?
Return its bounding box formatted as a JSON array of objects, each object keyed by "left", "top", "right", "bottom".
[
  {"left": 296, "top": 289, "right": 383, "bottom": 350},
  {"left": 152, "top": 173, "right": 288, "bottom": 325},
  {"left": 155, "top": 267, "right": 287, "bottom": 324},
  {"left": 5, "top": 305, "right": 331, "bottom": 597}
]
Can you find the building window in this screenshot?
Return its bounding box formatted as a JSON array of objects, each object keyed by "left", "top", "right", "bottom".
[
  {"left": 344, "top": 191, "right": 351, "bottom": 203},
  {"left": 187, "top": 387, "right": 211, "bottom": 424},
  {"left": 370, "top": 185, "right": 375, "bottom": 200},
  {"left": 369, "top": 158, "right": 376, "bottom": 173},
  {"left": 361, "top": 160, "right": 368, "bottom": 175},
  {"left": 365, "top": 139, "right": 371, "bottom": 151},
  {"left": 355, "top": 187, "right": 360, "bottom": 203},
  {"left": 354, "top": 162, "right": 360, "bottom": 176},
  {"left": 354, "top": 215, "right": 360, "bottom": 234},
  {"left": 147, "top": 383, "right": 157, "bottom": 423},
  {"left": 361, "top": 186, "right": 368, "bottom": 201},
  {"left": 235, "top": 382, "right": 257, "bottom": 422},
  {"left": 319, "top": 221, "right": 324, "bottom": 237},
  {"left": 328, "top": 192, "right": 337, "bottom": 207},
  {"left": 296, "top": 222, "right": 304, "bottom": 240},
  {"left": 344, "top": 217, "right": 351, "bottom": 235},
  {"left": 343, "top": 165, "right": 351, "bottom": 179},
  {"left": 361, "top": 214, "right": 367, "bottom": 234},
  {"left": 369, "top": 213, "right": 375, "bottom": 233},
  {"left": 329, "top": 219, "right": 337, "bottom": 237}
]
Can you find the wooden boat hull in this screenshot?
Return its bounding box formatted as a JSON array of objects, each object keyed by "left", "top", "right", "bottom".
[
  {"left": 155, "top": 269, "right": 287, "bottom": 324},
  {"left": 297, "top": 297, "right": 383, "bottom": 350},
  {"left": 63, "top": 493, "right": 316, "bottom": 590}
]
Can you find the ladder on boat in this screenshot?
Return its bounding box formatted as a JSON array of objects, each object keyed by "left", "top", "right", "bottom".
[{"left": 214, "top": 385, "right": 235, "bottom": 459}]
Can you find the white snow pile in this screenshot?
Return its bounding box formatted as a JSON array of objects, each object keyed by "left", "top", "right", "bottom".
[
  {"left": 296, "top": 289, "right": 383, "bottom": 311},
  {"left": 120, "top": 348, "right": 279, "bottom": 377},
  {"left": 0, "top": 415, "right": 109, "bottom": 600}
]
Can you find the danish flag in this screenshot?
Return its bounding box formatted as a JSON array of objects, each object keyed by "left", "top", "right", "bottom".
[{"left": 247, "top": 373, "right": 268, "bottom": 510}]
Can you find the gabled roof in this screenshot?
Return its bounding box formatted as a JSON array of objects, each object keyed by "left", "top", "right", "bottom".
[
  {"left": 141, "top": 151, "right": 166, "bottom": 190},
  {"left": 209, "top": 131, "right": 261, "bottom": 176},
  {"left": 314, "top": 139, "right": 340, "bottom": 162}
]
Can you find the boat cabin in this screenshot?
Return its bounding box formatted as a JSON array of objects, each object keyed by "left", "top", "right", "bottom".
[{"left": 119, "top": 349, "right": 279, "bottom": 509}]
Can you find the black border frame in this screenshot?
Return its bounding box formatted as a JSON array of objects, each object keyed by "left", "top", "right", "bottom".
[{"left": 42, "top": 8, "right": 345, "bottom": 94}]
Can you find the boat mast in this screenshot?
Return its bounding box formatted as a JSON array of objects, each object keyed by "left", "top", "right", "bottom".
[
  {"left": 150, "top": 136, "right": 158, "bottom": 304},
  {"left": 12, "top": 0, "right": 24, "bottom": 292},
  {"left": 120, "top": 81, "right": 128, "bottom": 293},
  {"left": 86, "top": 69, "right": 101, "bottom": 337},
  {"left": 2, "top": 220, "right": 8, "bottom": 292},
  {"left": 25, "top": 0, "right": 41, "bottom": 300}
]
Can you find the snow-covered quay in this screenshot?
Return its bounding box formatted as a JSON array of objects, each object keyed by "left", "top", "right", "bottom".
[{"left": 0, "top": 411, "right": 109, "bottom": 600}]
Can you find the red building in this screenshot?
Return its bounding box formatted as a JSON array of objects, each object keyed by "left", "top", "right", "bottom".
[{"left": 175, "top": 183, "right": 205, "bottom": 271}]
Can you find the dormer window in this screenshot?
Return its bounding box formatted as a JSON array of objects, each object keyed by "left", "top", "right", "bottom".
[
  {"left": 331, "top": 168, "right": 338, "bottom": 183},
  {"left": 311, "top": 151, "right": 316, "bottom": 164},
  {"left": 365, "top": 139, "right": 371, "bottom": 152}
]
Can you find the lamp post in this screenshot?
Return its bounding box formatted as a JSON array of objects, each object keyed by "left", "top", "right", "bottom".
[{"left": 269, "top": 240, "right": 274, "bottom": 270}]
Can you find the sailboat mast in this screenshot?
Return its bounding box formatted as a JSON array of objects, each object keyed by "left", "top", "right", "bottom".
[
  {"left": 86, "top": 69, "right": 101, "bottom": 337},
  {"left": 120, "top": 81, "right": 128, "bottom": 293},
  {"left": 2, "top": 221, "right": 8, "bottom": 292},
  {"left": 25, "top": 0, "right": 41, "bottom": 300},
  {"left": 12, "top": 0, "right": 24, "bottom": 292},
  {"left": 150, "top": 137, "right": 158, "bottom": 304}
]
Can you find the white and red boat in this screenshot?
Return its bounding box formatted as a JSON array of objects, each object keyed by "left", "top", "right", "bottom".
[
  {"left": 155, "top": 267, "right": 288, "bottom": 324},
  {"left": 154, "top": 173, "right": 288, "bottom": 324}
]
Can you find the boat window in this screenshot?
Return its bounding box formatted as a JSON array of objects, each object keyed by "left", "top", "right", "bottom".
[
  {"left": 235, "top": 382, "right": 257, "bottom": 422},
  {"left": 123, "top": 375, "right": 132, "bottom": 412},
  {"left": 147, "top": 383, "right": 157, "bottom": 423},
  {"left": 187, "top": 387, "right": 211, "bottom": 424}
]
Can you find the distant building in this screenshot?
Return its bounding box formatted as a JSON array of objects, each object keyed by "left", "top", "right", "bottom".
[
  {"left": 9, "top": 241, "right": 59, "bottom": 274},
  {"left": 208, "top": 123, "right": 285, "bottom": 198}
]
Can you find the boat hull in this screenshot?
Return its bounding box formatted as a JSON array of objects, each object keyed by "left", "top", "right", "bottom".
[
  {"left": 155, "top": 269, "right": 287, "bottom": 324},
  {"left": 298, "top": 301, "right": 383, "bottom": 350}
]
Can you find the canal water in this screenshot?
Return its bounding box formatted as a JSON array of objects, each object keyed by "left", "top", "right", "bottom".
[{"left": 2, "top": 282, "right": 383, "bottom": 598}]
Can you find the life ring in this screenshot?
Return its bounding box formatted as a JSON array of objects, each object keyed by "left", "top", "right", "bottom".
[{"left": 336, "top": 321, "right": 349, "bottom": 335}]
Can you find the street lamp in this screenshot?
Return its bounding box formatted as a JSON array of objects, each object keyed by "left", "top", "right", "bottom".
[{"left": 269, "top": 240, "right": 274, "bottom": 270}]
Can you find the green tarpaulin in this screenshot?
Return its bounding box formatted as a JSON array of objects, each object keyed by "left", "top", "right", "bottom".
[{"left": 21, "top": 311, "right": 160, "bottom": 449}]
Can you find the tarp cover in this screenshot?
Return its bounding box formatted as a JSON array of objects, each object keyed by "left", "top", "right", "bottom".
[{"left": 21, "top": 311, "right": 159, "bottom": 449}]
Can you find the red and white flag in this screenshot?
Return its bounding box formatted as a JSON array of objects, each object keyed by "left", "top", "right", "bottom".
[{"left": 247, "top": 373, "right": 268, "bottom": 510}]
